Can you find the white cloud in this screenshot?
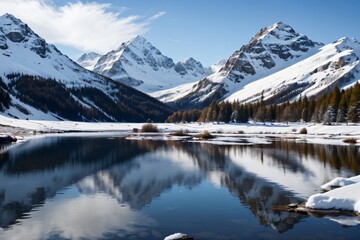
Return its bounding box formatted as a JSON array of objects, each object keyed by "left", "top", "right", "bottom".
[
  {"left": 0, "top": 193, "right": 156, "bottom": 240},
  {"left": 0, "top": 0, "right": 165, "bottom": 53}
]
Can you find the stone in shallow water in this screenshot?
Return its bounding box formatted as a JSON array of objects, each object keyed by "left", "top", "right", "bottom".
[{"left": 0, "top": 135, "right": 17, "bottom": 144}]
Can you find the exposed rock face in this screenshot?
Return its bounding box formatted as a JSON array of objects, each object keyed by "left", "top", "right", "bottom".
[
  {"left": 168, "top": 78, "right": 227, "bottom": 109},
  {"left": 175, "top": 57, "right": 210, "bottom": 77},
  {"left": 0, "top": 34, "right": 8, "bottom": 50}
]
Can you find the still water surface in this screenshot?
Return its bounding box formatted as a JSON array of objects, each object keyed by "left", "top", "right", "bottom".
[{"left": 0, "top": 135, "right": 359, "bottom": 240}]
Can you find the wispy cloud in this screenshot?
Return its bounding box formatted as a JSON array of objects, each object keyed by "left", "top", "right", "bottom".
[
  {"left": 0, "top": 0, "right": 165, "bottom": 53},
  {"left": 146, "top": 11, "right": 166, "bottom": 22}
]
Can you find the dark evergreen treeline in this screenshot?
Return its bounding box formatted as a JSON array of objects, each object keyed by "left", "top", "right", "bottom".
[
  {"left": 5, "top": 74, "right": 173, "bottom": 122},
  {"left": 166, "top": 82, "right": 360, "bottom": 124},
  {"left": 9, "top": 75, "right": 111, "bottom": 121},
  {"left": 0, "top": 77, "right": 11, "bottom": 111}
]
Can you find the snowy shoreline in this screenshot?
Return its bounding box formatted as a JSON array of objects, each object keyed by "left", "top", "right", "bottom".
[{"left": 0, "top": 115, "right": 359, "bottom": 146}]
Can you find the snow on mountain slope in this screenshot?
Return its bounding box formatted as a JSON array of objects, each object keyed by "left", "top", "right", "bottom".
[
  {"left": 87, "top": 36, "right": 210, "bottom": 93},
  {"left": 210, "top": 59, "right": 227, "bottom": 73},
  {"left": 0, "top": 14, "right": 113, "bottom": 89},
  {"left": 77, "top": 52, "right": 101, "bottom": 70},
  {"left": 225, "top": 37, "right": 360, "bottom": 103},
  {"left": 152, "top": 22, "right": 323, "bottom": 109},
  {"left": 0, "top": 14, "right": 173, "bottom": 122}
]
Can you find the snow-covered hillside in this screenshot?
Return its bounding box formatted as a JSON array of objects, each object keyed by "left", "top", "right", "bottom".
[
  {"left": 152, "top": 22, "right": 359, "bottom": 109},
  {"left": 81, "top": 36, "right": 211, "bottom": 93},
  {"left": 0, "top": 14, "right": 172, "bottom": 122},
  {"left": 225, "top": 37, "right": 360, "bottom": 103}
]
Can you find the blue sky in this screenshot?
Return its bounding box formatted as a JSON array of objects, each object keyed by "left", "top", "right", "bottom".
[
  {"left": 119, "top": 0, "right": 360, "bottom": 67},
  {"left": 1, "top": 0, "right": 360, "bottom": 66}
]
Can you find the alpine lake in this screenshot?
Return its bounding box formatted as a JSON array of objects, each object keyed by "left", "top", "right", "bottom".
[{"left": 0, "top": 134, "right": 359, "bottom": 240}]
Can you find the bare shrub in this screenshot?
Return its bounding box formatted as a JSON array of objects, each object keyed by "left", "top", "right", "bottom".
[
  {"left": 141, "top": 123, "right": 158, "bottom": 132},
  {"left": 299, "top": 128, "right": 308, "bottom": 134}
]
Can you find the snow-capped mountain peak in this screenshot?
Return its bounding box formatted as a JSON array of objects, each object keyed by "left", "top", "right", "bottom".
[
  {"left": 0, "top": 13, "right": 54, "bottom": 58},
  {"left": 127, "top": 35, "right": 150, "bottom": 47},
  {"left": 333, "top": 37, "right": 360, "bottom": 52},
  {"left": 125, "top": 35, "right": 175, "bottom": 70},
  {"left": 77, "top": 52, "right": 101, "bottom": 70},
  {"left": 251, "top": 21, "right": 297, "bottom": 43},
  {"left": 216, "top": 21, "right": 322, "bottom": 84},
  {"left": 84, "top": 36, "right": 210, "bottom": 92}
]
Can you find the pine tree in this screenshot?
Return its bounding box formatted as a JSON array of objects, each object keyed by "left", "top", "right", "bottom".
[
  {"left": 198, "top": 107, "right": 209, "bottom": 122},
  {"left": 328, "top": 86, "right": 341, "bottom": 122},
  {"left": 347, "top": 82, "right": 360, "bottom": 123},
  {"left": 206, "top": 99, "right": 218, "bottom": 122},
  {"left": 301, "top": 95, "right": 309, "bottom": 122},
  {"left": 217, "top": 101, "right": 232, "bottom": 122},
  {"left": 231, "top": 109, "right": 239, "bottom": 123},
  {"left": 181, "top": 111, "right": 188, "bottom": 123},
  {"left": 337, "top": 95, "right": 348, "bottom": 123},
  {"left": 254, "top": 91, "right": 266, "bottom": 123},
  {"left": 265, "top": 107, "right": 272, "bottom": 122}
]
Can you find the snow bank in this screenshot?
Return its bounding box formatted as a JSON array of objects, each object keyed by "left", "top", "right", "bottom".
[
  {"left": 320, "top": 176, "right": 360, "bottom": 191},
  {"left": 306, "top": 175, "right": 360, "bottom": 212},
  {"left": 164, "top": 233, "right": 187, "bottom": 240}
]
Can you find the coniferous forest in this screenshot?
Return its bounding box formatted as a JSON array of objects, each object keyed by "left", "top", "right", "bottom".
[
  {"left": 3, "top": 74, "right": 173, "bottom": 122},
  {"left": 166, "top": 82, "right": 360, "bottom": 124}
]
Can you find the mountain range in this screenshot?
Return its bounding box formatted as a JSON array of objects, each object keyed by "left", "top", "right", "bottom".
[
  {"left": 152, "top": 22, "right": 360, "bottom": 109},
  {"left": 0, "top": 13, "right": 359, "bottom": 121},
  {"left": 78, "top": 22, "right": 360, "bottom": 110},
  {"left": 0, "top": 14, "right": 172, "bottom": 122}
]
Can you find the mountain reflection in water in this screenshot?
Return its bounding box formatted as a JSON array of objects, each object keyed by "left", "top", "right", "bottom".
[{"left": 0, "top": 136, "right": 359, "bottom": 239}]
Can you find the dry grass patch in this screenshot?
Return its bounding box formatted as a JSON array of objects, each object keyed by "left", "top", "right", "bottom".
[
  {"left": 169, "top": 130, "right": 189, "bottom": 136},
  {"left": 343, "top": 138, "right": 357, "bottom": 144},
  {"left": 196, "top": 131, "right": 215, "bottom": 139}
]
